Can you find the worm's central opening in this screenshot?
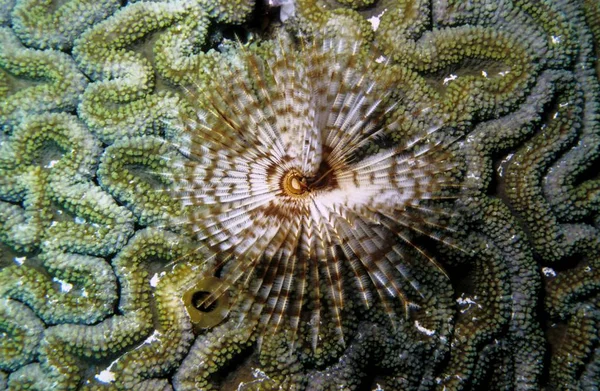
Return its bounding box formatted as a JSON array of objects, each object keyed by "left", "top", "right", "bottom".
[
  {"left": 281, "top": 161, "right": 337, "bottom": 197},
  {"left": 282, "top": 170, "right": 308, "bottom": 196}
]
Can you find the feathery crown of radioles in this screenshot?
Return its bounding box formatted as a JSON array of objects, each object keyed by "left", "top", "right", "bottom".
[{"left": 169, "top": 35, "right": 460, "bottom": 348}]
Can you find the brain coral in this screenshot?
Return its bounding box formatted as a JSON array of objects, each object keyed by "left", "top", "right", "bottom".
[{"left": 0, "top": 0, "right": 599, "bottom": 390}]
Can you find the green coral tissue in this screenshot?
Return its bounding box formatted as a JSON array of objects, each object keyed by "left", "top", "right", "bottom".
[{"left": 1, "top": 0, "right": 600, "bottom": 390}]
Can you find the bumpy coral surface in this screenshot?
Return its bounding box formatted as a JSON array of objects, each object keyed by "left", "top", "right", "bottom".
[{"left": 0, "top": 0, "right": 599, "bottom": 390}]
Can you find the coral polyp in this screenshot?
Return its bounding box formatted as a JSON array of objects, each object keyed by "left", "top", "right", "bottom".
[{"left": 168, "top": 36, "right": 461, "bottom": 347}]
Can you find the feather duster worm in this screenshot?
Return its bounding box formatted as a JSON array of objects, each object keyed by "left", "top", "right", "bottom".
[{"left": 168, "top": 36, "right": 462, "bottom": 349}]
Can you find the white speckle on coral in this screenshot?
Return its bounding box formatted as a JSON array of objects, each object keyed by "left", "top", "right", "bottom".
[
  {"left": 415, "top": 320, "right": 436, "bottom": 336},
  {"left": 497, "top": 153, "right": 514, "bottom": 177},
  {"left": 457, "top": 294, "right": 483, "bottom": 313},
  {"left": 150, "top": 272, "right": 161, "bottom": 287},
  {"left": 94, "top": 357, "right": 122, "bottom": 384},
  {"left": 375, "top": 55, "right": 387, "bottom": 64},
  {"left": 236, "top": 368, "right": 272, "bottom": 389},
  {"left": 542, "top": 267, "right": 556, "bottom": 277},
  {"left": 252, "top": 368, "right": 269, "bottom": 379},
  {"left": 95, "top": 370, "right": 116, "bottom": 384},
  {"left": 45, "top": 160, "right": 59, "bottom": 168},
  {"left": 143, "top": 330, "right": 161, "bottom": 345},
  {"left": 268, "top": 0, "right": 295, "bottom": 22},
  {"left": 443, "top": 74, "right": 458, "bottom": 85},
  {"left": 53, "top": 277, "right": 73, "bottom": 293},
  {"left": 367, "top": 9, "right": 387, "bottom": 32}
]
